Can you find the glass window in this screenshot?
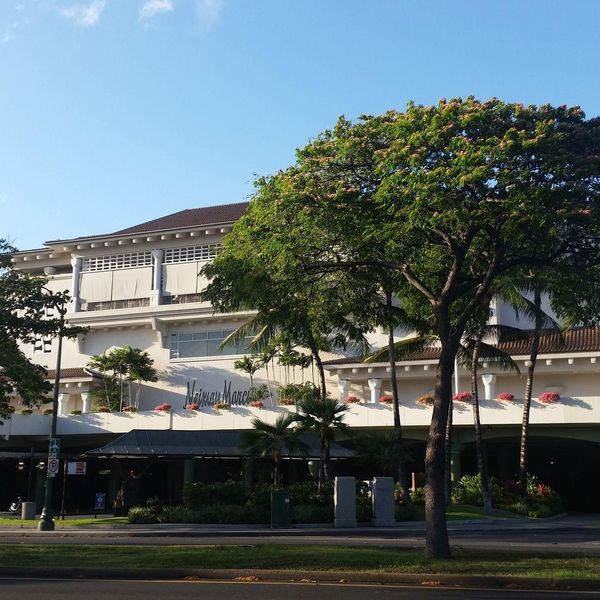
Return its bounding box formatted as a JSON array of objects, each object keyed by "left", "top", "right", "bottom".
[{"left": 170, "top": 330, "right": 253, "bottom": 359}]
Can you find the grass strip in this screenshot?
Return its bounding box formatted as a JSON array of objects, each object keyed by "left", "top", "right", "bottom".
[{"left": 0, "top": 544, "right": 597, "bottom": 579}]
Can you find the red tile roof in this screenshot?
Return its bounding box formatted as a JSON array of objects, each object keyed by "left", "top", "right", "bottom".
[
  {"left": 112, "top": 202, "right": 249, "bottom": 235},
  {"left": 45, "top": 368, "right": 103, "bottom": 380},
  {"left": 324, "top": 326, "right": 600, "bottom": 366},
  {"left": 44, "top": 202, "right": 249, "bottom": 245}
]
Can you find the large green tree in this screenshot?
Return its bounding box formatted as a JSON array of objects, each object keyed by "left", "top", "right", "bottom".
[{"left": 0, "top": 242, "right": 82, "bottom": 420}]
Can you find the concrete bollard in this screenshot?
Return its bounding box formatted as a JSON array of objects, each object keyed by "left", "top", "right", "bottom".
[
  {"left": 22, "top": 502, "right": 36, "bottom": 520},
  {"left": 334, "top": 476, "right": 357, "bottom": 528},
  {"left": 372, "top": 477, "right": 396, "bottom": 527}
]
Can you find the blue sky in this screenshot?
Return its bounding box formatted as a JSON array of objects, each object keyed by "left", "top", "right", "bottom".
[{"left": 1, "top": 0, "right": 599, "bottom": 250}]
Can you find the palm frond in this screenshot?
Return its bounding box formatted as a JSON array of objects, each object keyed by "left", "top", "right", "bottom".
[{"left": 364, "top": 335, "right": 437, "bottom": 364}]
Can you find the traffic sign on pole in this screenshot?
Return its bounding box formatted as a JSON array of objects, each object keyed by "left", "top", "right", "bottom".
[{"left": 47, "top": 458, "right": 59, "bottom": 477}]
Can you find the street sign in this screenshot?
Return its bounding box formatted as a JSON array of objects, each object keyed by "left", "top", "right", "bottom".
[
  {"left": 67, "top": 461, "right": 86, "bottom": 475},
  {"left": 94, "top": 493, "right": 106, "bottom": 511},
  {"left": 49, "top": 438, "right": 60, "bottom": 454},
  {"left": 47, "top": 458, "right": 59, "bottom": 477}
]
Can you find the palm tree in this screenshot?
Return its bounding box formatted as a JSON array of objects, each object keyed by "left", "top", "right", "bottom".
[
  {"left": 496, "top": 277, "right": 563, "bottom": 497},
  {"left": 234, "top": 355, "right": 261, "bottom": 390},
  {"left": 295, "top": 396, "right": 350, "bottom": 487},
  {"left": 239, "top": 413, "right": 307, "bottom": 485},
  {"left": 88, "top": 346, "right": 157, "bottom": 410},
  {"left": 355, "top": 430, "right": 411, "bottom": 478}
]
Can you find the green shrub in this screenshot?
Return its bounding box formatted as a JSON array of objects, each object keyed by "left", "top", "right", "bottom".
[
  {"left": 183, "top": 481, "right": 249, "bottom": 508},
  {"left": 411, "top": 486, "right": 426, "bottom": 506},
  {"left": 452, "top": 474, "right": 504, "bottom": 506},
  {"left": 357, "top": 498, "right": 372, "bottom": 523},
  {"left": 128, "top": 507, "right": 159, "bottom": 524},
  {"left": 395, "top": 501, "right": 420, "bottom": 521},
  {"left": 292, "top": 503, "right": 333, "bottom": 523}
]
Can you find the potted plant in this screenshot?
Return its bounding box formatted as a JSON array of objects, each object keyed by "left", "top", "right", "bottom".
[
  {"left": 70, "top": 410, "right": 82, "bottom": 415},
  {"left": 20, "top": 408, "right": 33, "bottom": 415},
  {"left": 154, "top": 403, "right": 172, "bottom": 412},
  {"left": 453, "top": 391, "right": 473, "bottom": 402},
  {"left": 122, "top": 405, "right": 137, "bottom": 413},
  {"left": 417, "top": 394, "right": 435, "bottom": 406},
  {"left": 185, "top": 403, "right": 200, "bottom": 411},
  {"left": 379, "top": 394, "right": 393, "bottom": 404},
  {"left": 249, "top": 400, "right": 264, "bottom": 408},
  {"left": 214, "top": 402, "right": 231, "bottom": 410},
  {"left": 496, "top": 392, "right": 515, "bottom": 402},
  {"left": 344, "top": 395, "right": 361, "bottom": 404},
  {"left": 97, "top": 406, "right": 111, "bottom": 413},
  {"left": 278, "top": 398, "right": 296, "bottom": 406},
  {"left": 538, "top": 392, "right": 560, "bottom": 405}
]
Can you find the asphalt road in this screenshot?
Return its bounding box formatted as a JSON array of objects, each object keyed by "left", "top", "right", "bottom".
[{"left": 1, "top": 579, "right": 599, "bottom": 600}]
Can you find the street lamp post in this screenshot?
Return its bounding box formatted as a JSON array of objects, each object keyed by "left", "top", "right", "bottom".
[{"left": 37, "top": 300, "right": 66, "bottom": 531}]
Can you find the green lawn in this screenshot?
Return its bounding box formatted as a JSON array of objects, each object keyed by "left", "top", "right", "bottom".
[{"left": 0, "top": 544, "right": 596, "bottom": 579}]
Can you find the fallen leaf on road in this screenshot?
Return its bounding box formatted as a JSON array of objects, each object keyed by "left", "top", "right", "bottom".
[
  {"left": 420, "top": 580, "right": 442, "bottom": 586},
  {"left": 235, "top": 576, "right": 261, "bottom": 581}
]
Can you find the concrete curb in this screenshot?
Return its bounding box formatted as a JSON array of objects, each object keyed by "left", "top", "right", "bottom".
[{"left": 1, "top": 566, "right": 599, "bottom": 591}]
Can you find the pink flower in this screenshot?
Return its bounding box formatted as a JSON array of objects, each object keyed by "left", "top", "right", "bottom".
[
  {"left": 379, "top": 395, "right": 393, "bottom": 404},
  {"left": 496, "top": 393, "right": 514, "bottom": 402},
  {"left": 538, "top": 392, "right": 560, "bottom": 405},
  {"left": 154, "top": 403, "right": 171, "bottom": 412},
  {"left": 453, "top": 392, "right": 472, "bottom": 402},
  {"left": 186, "top": 403, "right": 199, "bottom": 411},
  {"left": 344, "top": 395, "right": 361, "bottom": 404},
  {"left": 249, "top": 400, "right": 264, "bottom": 409}
]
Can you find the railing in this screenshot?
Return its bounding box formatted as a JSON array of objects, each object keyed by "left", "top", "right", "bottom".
[
  {"left": 80, "top": 298, "right": 150, "bottom": 311},
  {"left": 162, "top": 294, "right": 204, "bottom": 305}
]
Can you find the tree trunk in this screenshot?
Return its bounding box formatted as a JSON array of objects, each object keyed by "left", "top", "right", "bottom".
[
  {"left": 519, "top": 289, "right": 542, "bottom": 497},
  {"left": 444, "top": 395, "right": 453, "bottom": 505},
  {"left": 471, "top": 329, "right": 493, "bottom": 514},
  {"left": 324, "top": 440, "right": 332, "bottom": 482},
  {"left": 274, "top": 451, "right": 280, "bottom": 486},
  {"left": 425, "top": 343, "right": 455, "bottom": 559},
  {"left": 310, "top": 345, "right": 327, "bottom": 401},
  {"left": 318, "top": 440, "right": 326, "bottom": 491},
  {"left": 386, "top": 291, "right": 410, "bottom": 500}
]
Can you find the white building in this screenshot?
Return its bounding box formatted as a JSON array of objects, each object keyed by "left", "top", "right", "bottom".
[{"left": 2, "top": 202, "right": 600, "bottom": 512}]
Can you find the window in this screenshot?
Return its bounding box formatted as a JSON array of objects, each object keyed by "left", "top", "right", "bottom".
[
  {"left": 81, "top": 252, "right": 152, "bottom": 272},
  {"left": 170, "top": 330, "right": 253, "bottom": 359},
  {"left": 164, "top": 244, "right": 222, "bottom": 264}
]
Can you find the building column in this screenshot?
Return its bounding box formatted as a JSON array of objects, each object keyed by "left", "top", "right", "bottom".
[
  {"left": 70, "top": 257, "right": 82, "bottom": 313},
  {"left": 338, "top": 379, "right": 350, "bottom": 401},
  {"left": 150, "top": 249, "right": 164, "bottom": 306},
  {"left": 80, "top": 392, "right": 91, "bottom": 414},
  {"left": 481, "top": 373, "right": 497, "bottom": 400},
  {"left": 57, "top": 393, "right": 67, "bottom": 415},
  {"left": 367, "top": 378, "right": 381, "bottom": 404}
]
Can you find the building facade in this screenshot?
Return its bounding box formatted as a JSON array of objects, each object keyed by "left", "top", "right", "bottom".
[{"left": 2, "top": 202, "right": 600, "bottom": 512}]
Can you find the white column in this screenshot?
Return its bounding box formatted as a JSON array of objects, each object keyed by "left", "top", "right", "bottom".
[
  {"left": 57, "top": 393, "right": 67, "bottom": 415},
  {"left": 81, "top": 392, "right": 91, "bottom": 414},
  {"left": 367, "top": 378, "right": 381, "bottom": 404},
  {"left": 338, "top": 379, "right": 350, "bottom": 401},
  {"left": 70, "top": 257, "right": 82, "bottom": 313},
  {"left": 481, "top": 373, "right": 497, "bottom": 400},
  {"left": 151, "top": 249, "right": 164, "bottom": 306}
]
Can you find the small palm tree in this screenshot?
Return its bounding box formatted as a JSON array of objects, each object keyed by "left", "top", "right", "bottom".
[
  {"left": 295, "top": 396, "right": 350, "bottom": 487},
  {"left": 239, "top": 414, "right": 306, "bottom": 485},
  {"left": 355, "top": 430, "right": 411, "bottom": 478}
]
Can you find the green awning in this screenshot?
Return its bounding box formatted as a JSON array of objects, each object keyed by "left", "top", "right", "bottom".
[{"left": 86, "top": 429, "right": 355, "bottom": 459}]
